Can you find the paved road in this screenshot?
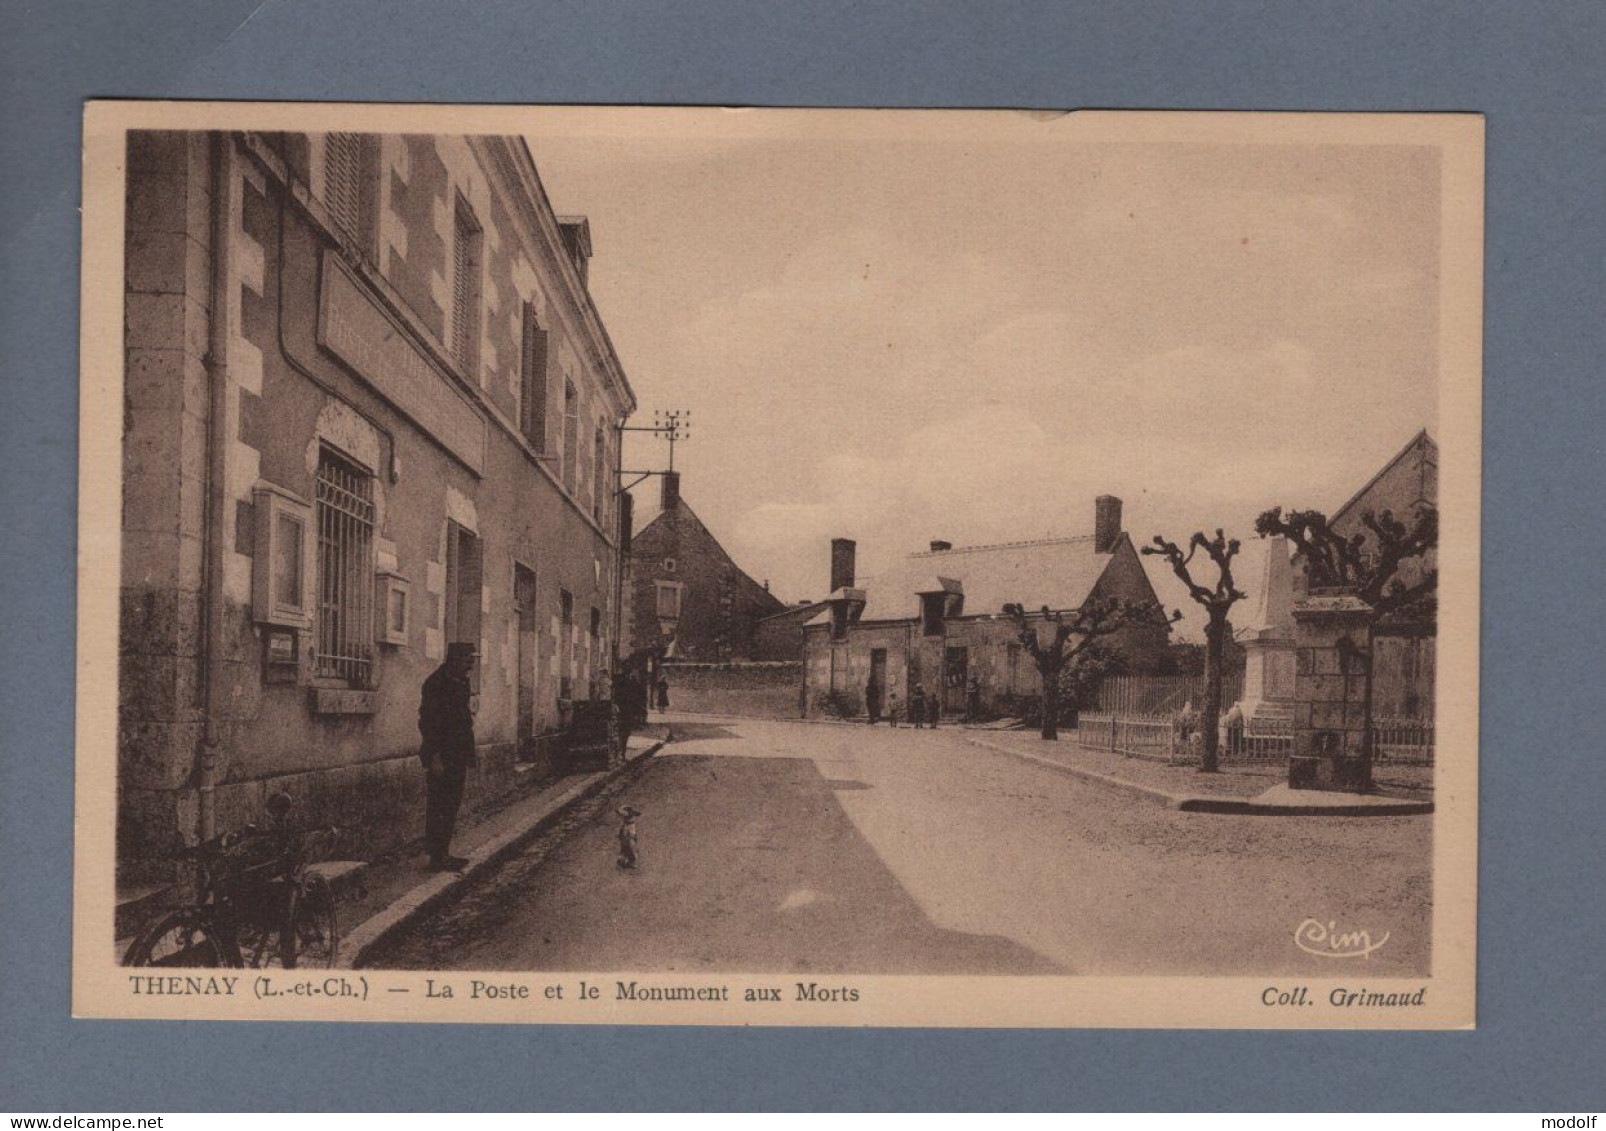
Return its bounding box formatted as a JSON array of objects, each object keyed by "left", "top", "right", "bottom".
[{"left": 374, "top": 717, "right": 1431, "bottom": 976}]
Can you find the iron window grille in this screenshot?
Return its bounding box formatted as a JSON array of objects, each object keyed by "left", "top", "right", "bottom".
[{"left": 315, "top": 447, "right": 376, "bottom": 685}]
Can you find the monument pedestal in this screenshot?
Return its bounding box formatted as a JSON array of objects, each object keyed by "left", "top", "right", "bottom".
[
  {"left": 1289, "top": 592, "right": 1375, "bottom": 794},
  {"left": 1236, "top": 625, "right": 1296, "bottom": 733}
]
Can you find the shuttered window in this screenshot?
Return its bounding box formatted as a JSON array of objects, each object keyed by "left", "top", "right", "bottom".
[
  {"left": 451, "top": 198, "right": 482, "bottom": 375},
  {"left": 520, "top": 301, "right": 548, "bottom": 449},
  {"left": 323, "top": 133, "right": 376, "bottom": 258},
  {"left": 592, "top": 420, "right": 608, "bottom": 524},
  {"left": 561, "top": 379, "right": 579, "bottom": 495}
]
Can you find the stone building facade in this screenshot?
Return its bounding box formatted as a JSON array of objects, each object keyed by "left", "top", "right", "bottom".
[
  {"left": 120, "top": 129, "right": 634, "bottom": 877},
  {"left": 625, "top": 471, "right": 788, "bottom": 661},
  {"left": 802, "top": 498, "right": 1171, "bottom": 720}
]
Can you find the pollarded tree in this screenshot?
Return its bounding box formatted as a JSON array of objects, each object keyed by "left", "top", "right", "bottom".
[
  {"left": 1003, "top": 596, "right": 1169, "bottom": 741},
  {"left": 1141, "top": 531, "right": 1247, "bottom": 773},
  {"left": 1254, "top": 506, "right": 1438, "bottom": 784}
]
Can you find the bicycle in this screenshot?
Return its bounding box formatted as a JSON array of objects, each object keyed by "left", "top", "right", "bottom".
[{"left": 124, "top": 796, "right": 341, "bottom": 969}]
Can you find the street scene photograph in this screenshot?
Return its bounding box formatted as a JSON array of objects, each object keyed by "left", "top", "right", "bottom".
[{"left": 76, "top": 104, "right": 1482, "bottom": 1027}]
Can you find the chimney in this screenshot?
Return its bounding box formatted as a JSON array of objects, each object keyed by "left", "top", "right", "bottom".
[
  {"left": 1094, "top": 495, "right": 1122, "bottom": 553},
  {"left": 830, "top": 538, "right": 856, "bottom": 593},
  {"left": 929, "top": 540, "right": 952, "bottom": 553},
  {"left": 661, "top": 470, "right": 681, "bottom": 512}
]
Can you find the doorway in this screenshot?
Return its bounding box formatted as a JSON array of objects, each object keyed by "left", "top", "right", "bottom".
[
  {"left": 513, "top": 563, "right": 537, "bottom": 751},
  {"left": 943, "top": 646, "right": 969, "bottom": 714}
]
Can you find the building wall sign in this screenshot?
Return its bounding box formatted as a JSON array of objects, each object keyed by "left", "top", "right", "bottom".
[{"left": 318, "top": 255, "right": 487, "bottom": 475}]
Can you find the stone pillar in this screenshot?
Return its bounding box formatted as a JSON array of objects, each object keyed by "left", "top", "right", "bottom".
[{"left": 1289, "top": 593, "right": 1374, "bottom": 792}]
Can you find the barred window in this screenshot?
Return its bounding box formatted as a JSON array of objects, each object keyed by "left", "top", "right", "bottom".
[
  {"left": 322, "top": 133, "right": 377, "bottom": 258},
  {"left": 451, "top": 197, "right": 483, "bottom": 375},
  {"left": 315, "top": 447, "right": 375, "bottom": 685},
  {"left": 520, "top": 301, "right": 548, "bottom": 449}
]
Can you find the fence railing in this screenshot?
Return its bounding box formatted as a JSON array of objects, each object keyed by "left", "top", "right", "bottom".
[
  {"left": 1092, "top": 673, "right": 1245, "bottom": 717},
  {"left": 1077, "top": 712, "right": 1188, "bottom": 764},
  {"left": 1076, "top": 711, "right": 1434, "bottom": 766},
  {"left": 1371, "top": 717, "right": 1435, "bottom": 765}
]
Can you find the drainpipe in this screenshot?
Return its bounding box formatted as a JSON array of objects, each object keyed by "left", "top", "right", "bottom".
[{"left": 197, "top": 131, "right": 235, "bottom": 844}]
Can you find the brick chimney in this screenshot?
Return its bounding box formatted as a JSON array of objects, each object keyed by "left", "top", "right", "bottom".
[
  {"left": 830, "top": 538, "right": 856, "bottom": 593},
  {"left": 661, "top": 470, "right": 681, "bottom": 512},
  {"left": 929, "top": 540, "right": 952, "bottom": 553},
  {"left": 1094, "top": 495, "right": 1122, "bottom": 553}
]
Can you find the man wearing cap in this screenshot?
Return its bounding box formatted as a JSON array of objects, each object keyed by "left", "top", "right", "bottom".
[{"left": 418, "top": 642, "right": 477, "bottom": 872}]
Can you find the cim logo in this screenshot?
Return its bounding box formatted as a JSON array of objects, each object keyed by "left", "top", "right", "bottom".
[{"left": 1294, "top": 918, "right": 1390, "bottom": 959}]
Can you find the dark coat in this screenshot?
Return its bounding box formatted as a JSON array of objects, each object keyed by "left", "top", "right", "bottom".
[{"left": 419, "top": 664, "right": 476, "bottom": 767}]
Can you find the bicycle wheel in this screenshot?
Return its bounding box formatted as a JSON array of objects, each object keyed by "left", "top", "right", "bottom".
[
  {"left": 123, "top": 910, "right": 224, "bottom": 967},
  {"left": 284, "top": 873, "right": 339, "bottom": 968}
]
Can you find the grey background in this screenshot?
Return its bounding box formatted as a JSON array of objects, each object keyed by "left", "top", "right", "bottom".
[{"left": 2, "top": 0, "right": 1602, "bottom": 1112}]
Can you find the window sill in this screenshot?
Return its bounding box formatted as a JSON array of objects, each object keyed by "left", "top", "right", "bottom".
[{"left": 310, "top": 688, "right": 379, "bottom": 716}]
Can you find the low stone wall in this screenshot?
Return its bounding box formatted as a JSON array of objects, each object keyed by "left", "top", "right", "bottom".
[{"left": 659, "top": 661, "right": 804, "bottom": 720}]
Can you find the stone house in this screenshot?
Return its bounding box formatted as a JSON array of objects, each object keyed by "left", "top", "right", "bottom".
[
  {"left": 624, "top": 471, "right": 788, "bottom": 661},
  {"left": 120, "top": 129, "right": 634, "bottom": 877},
  {"left": 802, "top": 497, "right": 1171, "bottom": 720}
]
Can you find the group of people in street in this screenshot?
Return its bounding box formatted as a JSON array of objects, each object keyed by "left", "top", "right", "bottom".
[{"left": 863, "top": 674, "right": 984, "bottom": 728}]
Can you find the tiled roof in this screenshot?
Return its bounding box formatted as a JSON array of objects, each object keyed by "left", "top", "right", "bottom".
[{"left": 856, "top": 535, "right": 1114, "bottom": 622}]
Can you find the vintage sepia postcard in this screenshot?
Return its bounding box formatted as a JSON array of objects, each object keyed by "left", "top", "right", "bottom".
[{"left": 74, "top": 101, "right": 1482, "bottom": 1028}]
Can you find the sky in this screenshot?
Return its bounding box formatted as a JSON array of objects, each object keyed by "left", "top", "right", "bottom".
[{"left": 524, "top": 112, "right": 1441, "bottom": 638}]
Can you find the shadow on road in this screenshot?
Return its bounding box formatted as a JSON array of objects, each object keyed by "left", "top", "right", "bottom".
[
  {"left": 660, "top": 721, "right": 743, "bottom": 743},
  {"left": 375, "top": 753, "right": 1065, "bottom": 976}
]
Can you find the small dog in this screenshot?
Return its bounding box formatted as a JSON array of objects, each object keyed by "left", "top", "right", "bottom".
[{"left": 616, "top": 805, "right": 641, "bottom": 870}]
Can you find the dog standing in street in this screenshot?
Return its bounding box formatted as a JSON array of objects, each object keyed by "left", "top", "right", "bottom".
[{"left": 616, "top": 805, "right": 642, "bottom": 871}]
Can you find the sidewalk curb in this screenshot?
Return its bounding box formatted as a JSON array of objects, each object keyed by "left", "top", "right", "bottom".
[
  {"left": 1173, "top": 795, "right": 1434, "bottom": 816},
  {"left": 342, "top": 740, "right": 665, "bottom": 966},
  {"left": 962, "top": 735, "right": 1185, "bottom": 808},
  {"left": 962, "top": 736, "right": 1433, "bottom": 817}
]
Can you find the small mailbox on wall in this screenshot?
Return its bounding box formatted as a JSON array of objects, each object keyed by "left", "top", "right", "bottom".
[
  {"left": 377, "top": 570, "right": 411, "bottom": 647},
  {"left": 262, "top": 626, "right": 301, "bottom": 684}
]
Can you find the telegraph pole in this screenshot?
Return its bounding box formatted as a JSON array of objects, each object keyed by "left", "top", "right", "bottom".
[{"left": 611, "top": 408, "right": 691, "bottom": 672}]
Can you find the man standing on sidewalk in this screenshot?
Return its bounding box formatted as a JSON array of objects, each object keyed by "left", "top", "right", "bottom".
[{"left": 419, "top": 643, "right": 477, "bottom": 872}]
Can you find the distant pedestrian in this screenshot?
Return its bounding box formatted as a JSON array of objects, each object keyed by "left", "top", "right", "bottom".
[
  {"left": 418, "top": 643, "right": 477, "bottom": 872},
  {"left": 654, "top": 673, "right": 670, "bottom": 713},
  {"left": 965, "top": 674, "right": 982, "bottom": 723},
  {"left": 925, "top": 688, "right": 941, "bottom": 729},
  {"left": 616, "top": 805, "right": 642, "bottom": 870},
  {"left": 909, "top": 685, "right": 927, "bottom": 729},
  {"left": 887, "top": 691, "right": 901, "bottom": 727},
  {"left": 865, "top": 680, "right": 883, "bottom": 725}
]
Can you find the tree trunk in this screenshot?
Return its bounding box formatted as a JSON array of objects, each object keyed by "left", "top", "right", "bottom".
[
  {"left": 1200, "top": 615, "right": 1225, "bottom": 773},
  {"left": 1040, "top": 662, "right": 1059, "bottom": 741}
]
